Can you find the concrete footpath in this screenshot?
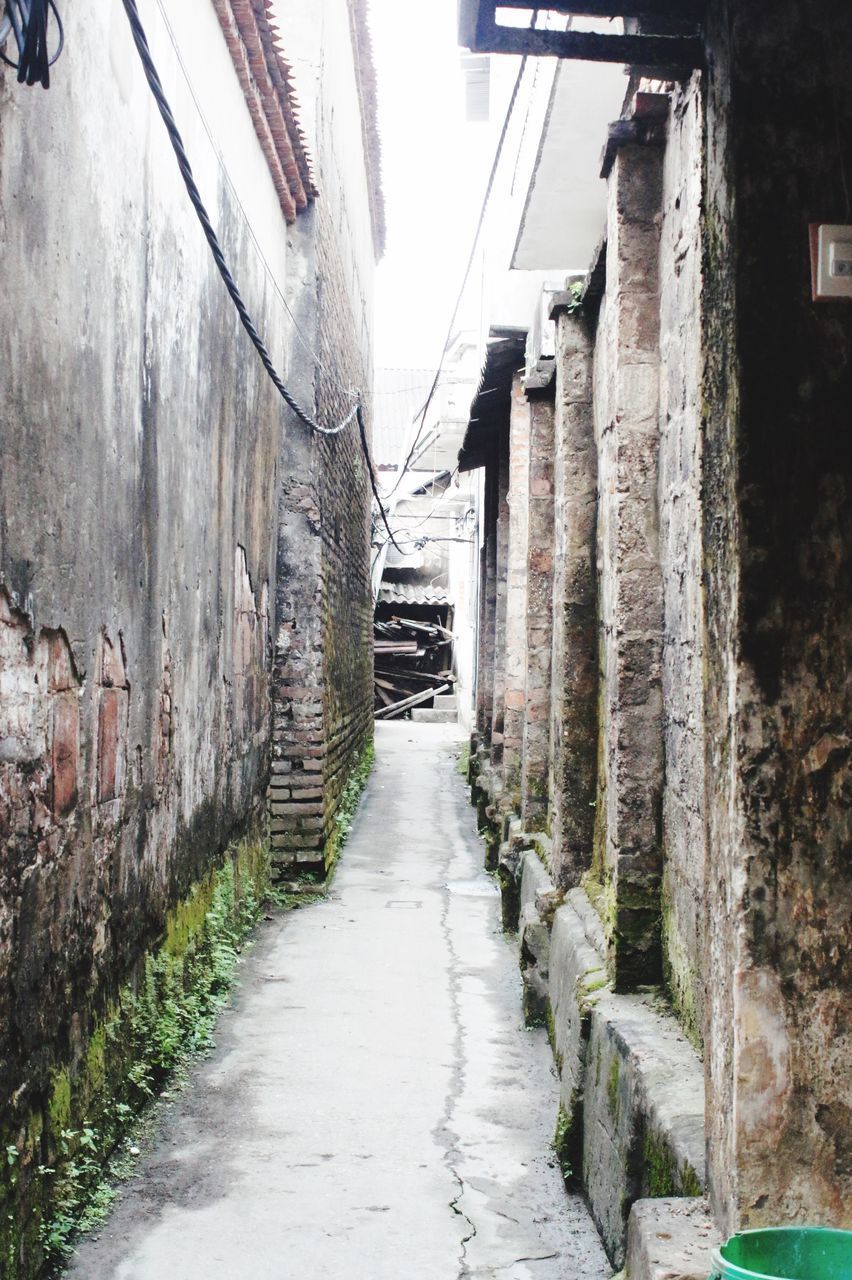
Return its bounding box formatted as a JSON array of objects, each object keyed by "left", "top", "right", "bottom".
[{"left": 66, "top": 722, "right": 611, "bottom": 1280}]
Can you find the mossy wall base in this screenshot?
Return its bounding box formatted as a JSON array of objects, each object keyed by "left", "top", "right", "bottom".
[{"left": 1, "top": 825, "right": 272, "bottom": 1279}]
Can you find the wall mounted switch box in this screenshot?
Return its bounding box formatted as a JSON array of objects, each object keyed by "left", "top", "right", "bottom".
[{"left": 810, "top": 223, "right": 852, "bottom": 300}]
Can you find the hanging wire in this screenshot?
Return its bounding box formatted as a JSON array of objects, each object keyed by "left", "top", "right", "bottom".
[
  {"left": 120, "top": 0, "right": 355, "bottom": 437},
  {"left": 0, "top": 0, "right": 64, "bottom": 88}
]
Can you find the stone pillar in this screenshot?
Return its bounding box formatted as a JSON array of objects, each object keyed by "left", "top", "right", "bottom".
[
  {"left": 520, "top": 389, "right": 556, "bottom": 831},
  {"left": 490, "top": 422, "right": 511, "bottom": 765},
  {"left": 595, "top": 134, "right": 665, "bottom": 988},
  {"left": 702, "top": 0, "right": 852, "bottom": 1232},
  {"left": 475, "top": 461, "right": 498, "bottom": 743},
  {"left": 501, "top": 376, "right": 531, "bottom": 808},
  {"left": 548, "top": 306, "right": 598, "bottom": 888}
]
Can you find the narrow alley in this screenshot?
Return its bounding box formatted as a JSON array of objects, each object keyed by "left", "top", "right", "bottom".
[
  {"left": 63, "top": 724, "right": 610, "bottom": 1280},
  {"left": 1, "top": 0, "right": 850, "bottom": 1276}
]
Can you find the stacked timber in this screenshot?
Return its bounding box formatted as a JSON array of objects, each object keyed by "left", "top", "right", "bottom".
[{"left": 373, "top": 615, "right": 455, "bottom": 719}]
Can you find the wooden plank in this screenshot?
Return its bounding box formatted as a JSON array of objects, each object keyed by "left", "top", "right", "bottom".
[
  {"left": 374, "top": 683, "right": 394, "bottom": 707},
  {"left": 375, "top": 683, "right": 452, "bottom": 722}
]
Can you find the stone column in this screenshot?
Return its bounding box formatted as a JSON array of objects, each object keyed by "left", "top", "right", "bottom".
[
  {"left": 548, "top": 305, "right": 598, "bottom": 888},
  {"left": 490, "top": 422, "right": 511, "bottom": 765},
  {"left": 501, "top": 376, "right": 531, "bottom": 809},
  {"left": 520, "top": 389, "right": 556, "bottom": 831},
  {"left": 595, "top": 133, "right": 665, "bottom": 988},
  {"left": 475, "top": 460, "right": 498, "bottom": 744}
]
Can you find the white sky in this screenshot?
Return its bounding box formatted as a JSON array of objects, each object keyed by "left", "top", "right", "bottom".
[{"left": 368, "top": 0, "right": 504, "bottom": 369}]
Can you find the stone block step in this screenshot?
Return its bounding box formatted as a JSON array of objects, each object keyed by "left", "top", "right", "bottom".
[
  {"left": 626, "top": 1197, "right": 717, "bottom": 1280},
  {"left": 410, "top": 708, "right": 458, "bottom": 723},
  {"left": 433, "top": 693, "right": 458, "bottom": 709},
  {"left": 545, "top": 890, "right": 706, "bottom": 1268}
]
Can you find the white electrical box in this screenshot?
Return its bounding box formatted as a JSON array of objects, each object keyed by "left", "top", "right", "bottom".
[{"left": 812, "top": 223, "right": 852, "bottom": 300}]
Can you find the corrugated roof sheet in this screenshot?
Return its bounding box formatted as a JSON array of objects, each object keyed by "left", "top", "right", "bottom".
[
  {"left": 458, "top": 335, "right": 527, "bottom": 472},
  {"left": 377, "top": 582, "right": 450, "bottom": 606},
  {"left": 372, "top": 368, "right": 435, "bottom": 470}
]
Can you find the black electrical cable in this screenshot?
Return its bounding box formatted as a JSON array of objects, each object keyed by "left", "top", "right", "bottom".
[
  {"left": 0, "top": 0, "right": 64, "bottom": 88},
  {"left": 357, "top": 405, "right": 408, "bottom": 555},
  {"left": 120, "top": 0, "right": 356, "bottom": 438}
]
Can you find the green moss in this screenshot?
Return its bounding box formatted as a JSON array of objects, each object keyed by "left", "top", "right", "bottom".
[
  {"left": 545, "top": 1002, "right": 558, "bottom": 1057},
  {"left": 47, "top": 1070, "right": 72, "bottom": 1135},
  {"left": 552, "top": 1104, "right": 574, "bottom": 1183},
  {"left": 642, "top": 1131, "right": 703, "bottom": 1198},
  {"left": 322, "top": 738, "right": 374, "bottom": 873},
  {"left": 644, "top": 1130, "right": 678, "bottom": 1197},
  {"left": 660, "top": 881, "right": 704, "bottom": 1053},
  {"left": 1, "top": 823, "right": 280, "bottom": 1277},
  {"left": 457, "top": 742, "right": 470, "bottom": 777},
  {"left": 607, "top": 1055, "right": 620, "bottom": 1124}
]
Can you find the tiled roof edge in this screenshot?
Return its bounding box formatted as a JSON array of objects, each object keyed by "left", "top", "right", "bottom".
[{"left": 212, "top": 0, "right": 317, "bottom": 225}]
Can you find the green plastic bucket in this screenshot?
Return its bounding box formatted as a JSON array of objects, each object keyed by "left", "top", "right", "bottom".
[{"left": 711, "top": 1227, "right": 852, "bottom": 1280}]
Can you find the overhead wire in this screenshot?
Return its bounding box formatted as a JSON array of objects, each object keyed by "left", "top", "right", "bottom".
[{"left": 380, "top": 10, "right": 539, "bottom": 503}]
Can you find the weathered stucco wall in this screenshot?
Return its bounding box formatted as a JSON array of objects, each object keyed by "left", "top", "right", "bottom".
[
  {"left": 703, "top": 0, "right": 852, "bottom": 1231},
  {"left": 658, "top": 75, "right": 705, "bottom": 1047},
  {"left": 0, "top": 0, "right": 290, "bottom": 1192}
]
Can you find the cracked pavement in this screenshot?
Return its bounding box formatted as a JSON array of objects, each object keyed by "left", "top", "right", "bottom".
[{"left": 65, "top": 722, "right": 612, "bottom": 1280}]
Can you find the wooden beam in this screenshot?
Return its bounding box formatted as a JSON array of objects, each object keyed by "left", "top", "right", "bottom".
[
  {"left": 488, "top": 0, "right": 702, "bottom": 18},
  {"left": 466, "top": 22, "right": 703, "bottom": 68}
]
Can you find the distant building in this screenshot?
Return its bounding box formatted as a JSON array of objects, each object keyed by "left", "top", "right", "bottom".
[{"left": 372, "top": 337, "right": 480, "bottom": 728}]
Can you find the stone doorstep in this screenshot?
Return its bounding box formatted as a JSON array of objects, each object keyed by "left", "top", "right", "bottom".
[
  {"left": 545, "top": 889, "right": 706, "bottom": 1268},
  {"left": 626, "top": 1197, "right": 717, "bottom": 1280}
]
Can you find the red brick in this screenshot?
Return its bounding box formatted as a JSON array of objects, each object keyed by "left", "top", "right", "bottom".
[
  {"left": 51, "top": 694, "right": 78, "bottom": 817},
  {"left": 97, "top": 688, "right": 127, "bottom": 803},
  {"left": 47, "top": 632, "right": 76, "bottom": 693}
]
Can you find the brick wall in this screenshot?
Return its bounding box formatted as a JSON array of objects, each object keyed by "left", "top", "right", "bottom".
[
  {"left": 315, "top": 198, "right": 374, "bottom": 850},
  {"left": 269, "top": 199, "right": 373, "bottom": 875}
]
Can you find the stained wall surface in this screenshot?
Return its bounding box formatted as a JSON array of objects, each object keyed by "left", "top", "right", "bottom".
[
  {"left": 703, "top": 0, "right": 852, "bottom": 1231},
  {"left": 0, "top": 0, "right": 378, "bottom": 1191}
]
